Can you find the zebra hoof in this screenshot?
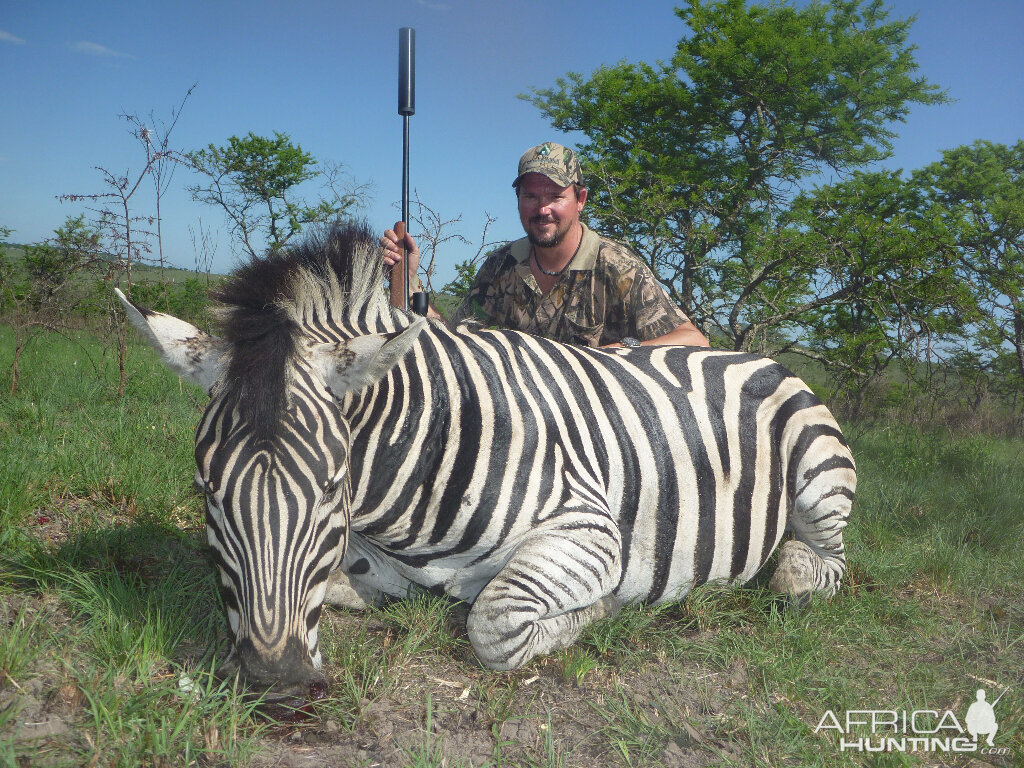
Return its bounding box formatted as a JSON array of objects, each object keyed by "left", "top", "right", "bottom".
[
  {"left": 593, "top": 594, "right": 623, "bottom": 621},
  {"left": 324, "top": 569, "right": 369, "bottom": 609},
  {"left": 769, "top": 540, "right": 818, "bottom": 606}
]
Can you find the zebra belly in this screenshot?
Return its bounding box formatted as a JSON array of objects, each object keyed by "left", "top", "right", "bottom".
[{"left": 344, "top": 530, "right": 516, "bottom": 604}]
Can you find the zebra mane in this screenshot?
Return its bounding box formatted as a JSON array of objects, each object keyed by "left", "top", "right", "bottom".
[{"left": 211, "top": 220, "right": 410, "bottom": 440}]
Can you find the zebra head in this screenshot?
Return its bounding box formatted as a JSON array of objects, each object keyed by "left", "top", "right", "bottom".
[{"left": 114, "top": 225, "right": 424, "bottom": 694}]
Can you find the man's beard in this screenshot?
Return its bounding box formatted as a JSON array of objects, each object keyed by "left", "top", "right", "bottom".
[{"left": 526, "top": 217, "right": 573, "bottom": 248}]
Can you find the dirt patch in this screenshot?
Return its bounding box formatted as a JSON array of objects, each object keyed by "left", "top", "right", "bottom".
[
  {"left": 0, "top": 593, "right": 739, "bottom": 768},
  {"left": 226, "top": 607, "right": 744, "bottom": 767},
  {"left": 243, "top": 682, "right": 730, "bottom": 768}
]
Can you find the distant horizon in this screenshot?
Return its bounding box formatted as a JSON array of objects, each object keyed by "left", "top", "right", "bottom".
[{"left": 2, "top": 0, "right": 1022, "bottom": 283}]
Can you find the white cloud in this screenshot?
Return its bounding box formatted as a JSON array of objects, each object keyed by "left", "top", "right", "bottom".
[
  {"left": 71, "top": 41, "right": 133, "bottom": 58},
  {"left": 0, "top": 30, "right": 27, "bottom": 45}
]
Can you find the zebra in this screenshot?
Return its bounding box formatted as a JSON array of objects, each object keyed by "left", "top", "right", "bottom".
[{"left": 117, "top": 221, "right": 855, "bottom": 689}]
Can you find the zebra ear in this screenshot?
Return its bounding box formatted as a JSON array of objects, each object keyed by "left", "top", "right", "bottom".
[
  {"left": 115, "top": 288, "right": 225, "bottom": 393},
  {"left": 315, "top": 318, "right": 427, "bottom": 396}
]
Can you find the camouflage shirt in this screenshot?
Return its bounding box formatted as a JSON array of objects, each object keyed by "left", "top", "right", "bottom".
[{"left": 449, "top": 224, "right": 690, "bottom": 347}]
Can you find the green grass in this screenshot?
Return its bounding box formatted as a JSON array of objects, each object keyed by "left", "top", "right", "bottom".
[
  {"left": 1, "top": 324, "right": 1022, "bottom": 766},
  {"left": 850, "top": 425, "right": 1024, "bottom": 592},
  {"left": 0, "top": 520, "right": 271, "bottom": 765},
  {"left": 0, "top": 325, "right": 206, "bottom": 538},
  {"left": 0, "top": 325, "right": 252, "bottom": 765},
  {"left": 0, "top": 606, "right": 45, "bottom": 690}
]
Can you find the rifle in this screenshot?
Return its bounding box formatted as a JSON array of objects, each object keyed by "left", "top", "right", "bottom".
[{"left": 398, "top": 27, "right": 428, "bottom": 316}]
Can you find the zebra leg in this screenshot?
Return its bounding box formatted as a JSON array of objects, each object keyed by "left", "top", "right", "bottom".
[
  {"left": 466, "top": 516, "right": 622, "bottom": 671},
  {"left": 770, "top": 433, "right": 856, "bottom": 604},
  {"left": 769, "top": 511, "right": 850, "bottom": 604},
  {"left": 769, "top": 540, "right": 831, "bottom": 605}
]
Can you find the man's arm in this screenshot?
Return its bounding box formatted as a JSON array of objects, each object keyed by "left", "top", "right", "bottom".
[
  {"left": 613, "top": 256, "right": 711, "bottom": 347},
  {"left": 644, "top": 322, "right": 709, "bottom": 347},
  {"left": 602, "top": 322, "right": 709, "bottom": 348}
]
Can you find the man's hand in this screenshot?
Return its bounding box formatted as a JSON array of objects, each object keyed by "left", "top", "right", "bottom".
[
  {"left": 381, "top": 222, "right": 420, "bottom": 274},
  {"left": 382, "top": 221, "right": 423, "bottom": 310},
  {"left": 651, "top": 322, "right": 710, "bottom": 347},
  {"left": 381, "top": 222, "right": 442, "bottom": 319}
]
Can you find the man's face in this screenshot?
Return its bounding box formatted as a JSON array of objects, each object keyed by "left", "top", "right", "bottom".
[{"left": 517, "top": 174, "right": 587, "bottom": 248}]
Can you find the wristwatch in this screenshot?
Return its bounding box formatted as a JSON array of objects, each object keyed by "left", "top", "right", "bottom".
[{"left": 620, "top": 336, "right": 642, "bottom": 348}]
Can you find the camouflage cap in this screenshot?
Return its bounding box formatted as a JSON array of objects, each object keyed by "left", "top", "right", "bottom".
[{"left": 512, "top": 142, "right": 584, "bottom": 188}]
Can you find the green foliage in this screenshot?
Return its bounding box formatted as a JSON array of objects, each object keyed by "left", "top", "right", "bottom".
[
  {"left": 0, "top": 326, "right": 206, "bottom": 537},
  {"left": 0, "top": 606, "right": 46, "bottom": 686},
  {"left": 127, "top": 276, "right": 214, "bottom": 328},
  {"left": 19, "top": 215, "right": 102, "bottom": 311},
  {"left": 0, "top": 226, "right": 14, "bottom": 312},
  {"left": 440, "top": 258, "right": 479, "bottom": 307},
  {"left": 425, "top": 256, "right": 482, "bottom": 321},
  {"left": 913, "top": 140, "right": 1024, "bottom": 408},
  {"left": 674, "top": 0, "right": 943, "bottom": 166},
  {"left": 188, "top": 131, "right": 343, "bottom": 257},
  {"left": 775, "top": 170, "right": 971, "bottom": 412},
  {"left": 524, "top": 0, "right": 948, "bottom": 358},
  {"left": 211, "top": 132, "right": 317, "bottom": 200},
  {"left": 23, "top": 216, "right": 100, "bottom": 285}
]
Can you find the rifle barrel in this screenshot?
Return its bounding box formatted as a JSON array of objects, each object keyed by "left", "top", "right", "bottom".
[{"left": 398, "top": 27, "right": 415, "bottom": 311}]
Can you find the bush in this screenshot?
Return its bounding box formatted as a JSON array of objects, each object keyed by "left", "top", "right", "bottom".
[{"left": 123, "top": 277, "right": 213, "bottom": 329}]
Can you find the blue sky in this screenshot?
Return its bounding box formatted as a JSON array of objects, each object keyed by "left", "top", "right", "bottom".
[{"left": 2, "top": 0, "right": 1022, "bottom": 284}]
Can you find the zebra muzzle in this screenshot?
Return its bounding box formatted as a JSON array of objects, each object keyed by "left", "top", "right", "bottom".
[
  {"left": 232, "top": 634, "right": 327, "bottom": 696},
  {"left": 229, "top": 635, "right": 328, "bottom": 713}
]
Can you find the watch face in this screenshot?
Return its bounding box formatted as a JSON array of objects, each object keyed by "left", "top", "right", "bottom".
[{"left": 621, "top": 336, "right": 641, "bottom": 348}]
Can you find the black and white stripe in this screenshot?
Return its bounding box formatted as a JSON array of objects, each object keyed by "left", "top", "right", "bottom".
[
  {"left": 120, "top": 222, "right": 855, "bottom": 679},
  {"left": 338, "top": 327, "right": 853, "bottom": 668}
]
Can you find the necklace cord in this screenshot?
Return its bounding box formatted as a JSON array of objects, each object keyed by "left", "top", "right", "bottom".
[{"left": 532, "top": 223, "right": 583, "bottom": 277}]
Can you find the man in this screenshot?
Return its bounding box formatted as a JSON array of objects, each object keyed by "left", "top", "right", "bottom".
[{"left": 381, "top": 142, "right": 709, "bottom": 348}]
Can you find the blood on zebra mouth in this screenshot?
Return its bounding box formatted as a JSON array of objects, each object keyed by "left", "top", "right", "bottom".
[{"left": 250, "top": 679, "right": 330, "bottom": 724}]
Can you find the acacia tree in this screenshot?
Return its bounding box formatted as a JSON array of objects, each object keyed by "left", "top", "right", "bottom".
[
  {"left": 525, "top": 0, "right": 947, "bottom": 351},
  {"left": 123, "top": 84, "right": 195, "bottom": 309},
  {"left": 59, "top": 91, "right": 194, "bottom": 395},
  {"left": 914, "top": 141, "right": 1024, "bottom": 423},
  {"left": 61, "top": 151, "right": 161, "bottom": 397},
  {"left": 778, "top": 171, "right": 969, "bottom": 416},
  {"left": 188, "top": 132, "right": 365, "bottom": 258}
]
